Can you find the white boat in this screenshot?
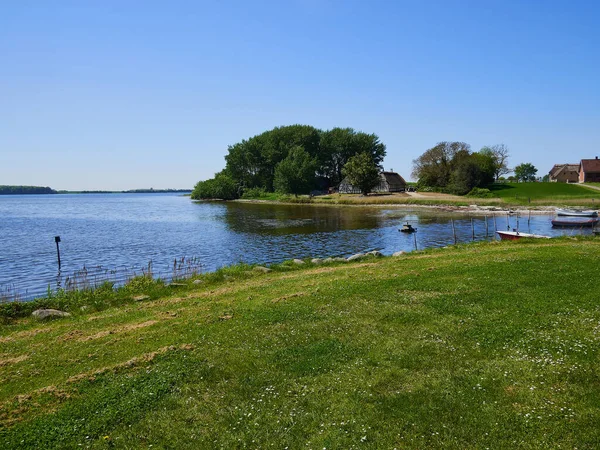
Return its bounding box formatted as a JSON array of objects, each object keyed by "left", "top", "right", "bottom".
[
  {"left": 496, "top": 231, "right": 550, "bottom": 240},
  {"left": 556, "top": 208, "right": 598, "bottom": 217}
]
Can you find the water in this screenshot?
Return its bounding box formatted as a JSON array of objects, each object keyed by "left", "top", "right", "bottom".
[{"left": 0, "top": 193, "right": 591, "bottom": 300}]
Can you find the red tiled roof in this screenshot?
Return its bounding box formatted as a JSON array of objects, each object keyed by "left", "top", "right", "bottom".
[{"left": 580, "top": 159, "right": 600, "bottom": 173}]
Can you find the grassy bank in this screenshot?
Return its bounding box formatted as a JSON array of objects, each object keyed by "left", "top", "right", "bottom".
[
  {"left": 236, "top": 182, "right": 600, "bottom": 208},
  {"left": 2, "top": 239, "right": 600, "bottom": 448}
]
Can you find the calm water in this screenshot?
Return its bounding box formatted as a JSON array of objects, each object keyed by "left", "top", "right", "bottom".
[{"left": 0, "top": 193, "right": 587, "bottom": 300}]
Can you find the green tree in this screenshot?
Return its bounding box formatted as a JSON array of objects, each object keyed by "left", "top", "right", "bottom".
[
  {"left": 480, "top": 144, "right": 510, "bottom": 180},
  {"left": 191, "top": 172, "right": 239, "bottom": 200},
  {"left": 341, "top": 152, "right": 381, "bottom": 195},
  {"left": 273, "top": 147, "right": 318, "bottom": 196},
  {"left": 320, "top": 128, "right": 386, "bottom": 186},
  {"left": 412, "top": 142, "right": 471, "bottom": 188},
  {"left": 514, "top": 163, "right": 538, "bottom": 182}
]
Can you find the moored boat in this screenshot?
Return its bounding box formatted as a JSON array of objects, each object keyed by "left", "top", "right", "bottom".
[
  {"left": 399, "top": 223, "right": 417, "bottom": 233},
  {"left": 496, "top": 231, "right": 550, "bottom": 240},
  {"left": 551, "top": 218, "right": 599, "bottom": 227},
  {"left": 556, "top": 208, "right": 598, "bottom": 217}
]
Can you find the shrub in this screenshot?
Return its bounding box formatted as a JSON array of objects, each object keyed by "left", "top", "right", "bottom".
[{"left": 466, "top": 187, "right": 494, "bottom": 198}]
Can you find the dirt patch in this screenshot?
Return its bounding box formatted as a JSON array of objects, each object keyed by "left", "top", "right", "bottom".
[
  {"left": 272, "top": 292, "right": 306, "bottom": 303},
  {"left": 67, "top": 343, "right": 194, "bottom": 383},
  {"left": 78, "top": 320, "right": 159, "bottom": 342},
  {"left": 0, "top": 327, "right": 51, "bottom": 343},
  {"left": 0, "top": 355, "right": 29, "bottom": 367}
]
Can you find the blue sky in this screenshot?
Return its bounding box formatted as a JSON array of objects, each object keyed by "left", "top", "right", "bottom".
[{"left": 1, "top": 0, "right": 599, "bottom": 190}]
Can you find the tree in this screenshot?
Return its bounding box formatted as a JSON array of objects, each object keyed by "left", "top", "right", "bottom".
[
  {"left": 412, "top": 142, "right": 471, "bottom": 188},
  {"left": 481, "top": 144, "right": 510, "bottom": 180},
  {"left": 342, "top": 152, "right": 381, "bottom": 195},
  {"left": 319, "top": 128, "right": 386, "bottom": 186},
  {"left": 513, "top": 163, "right": 538, "bottom": 182},
  {"left": 273, "top": 147, "right": 318, "bottom": 196}
]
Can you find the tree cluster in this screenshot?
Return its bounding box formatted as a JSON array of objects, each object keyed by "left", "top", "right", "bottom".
[
  {"left": 0, "top": 185, "right": 56, "bottom": 195},
  {"left": 411, "top": 142, "right": 510, "bottom": 195},
  {"left": 192, "top": 125, "right": 386, "bottom": 199}
]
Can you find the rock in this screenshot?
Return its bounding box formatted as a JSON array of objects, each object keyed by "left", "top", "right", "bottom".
[
  {"left": 253, "top": 266, "right": 272, "bottom": 273},
  {"left": 333, "top": 257, "right": 347, "bottom": 262},
  {"left": 347, "top": 253, "right": 365, "bottom": 262},
  {"left": 366, "top": 250, "right": 383, "bottom": 257},
  {"left": 168, "top": 282, "right": 186, "bottom": 287},
  {"left": 292, "top": 259, "right": 305, "bottom": 265},
  {"left": 133, "top": 295, "right": 150, "bottom": 302},
  {"left": 323, "top": 257, "right": 334, "bottom": 263},
  {"left": 392, "top": 251, "right": 405, "bottom": 257},
  {"left": 31, "top": 309, "right": 71, "bottom": 320},
  {"left": 311, "top": 258, "right": 322, "bottom": 264},
  {"left": 192, "top": 279, "right": 204, "bottom": 285}
]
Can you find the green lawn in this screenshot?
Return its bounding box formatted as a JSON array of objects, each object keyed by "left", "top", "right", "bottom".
[
  {"left": 2, "top": 239, "right": 600, "bottom": 448},
  {"left": 489, "top": 182, "right": 598, "bottom": 200}
]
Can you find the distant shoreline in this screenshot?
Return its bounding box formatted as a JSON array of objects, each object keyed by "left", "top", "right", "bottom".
[{"left": 0, "top": 187, "right": 192, "bottom": 195}]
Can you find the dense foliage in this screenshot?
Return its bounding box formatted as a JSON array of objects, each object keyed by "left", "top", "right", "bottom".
[
  {"left": 273, "top": 147, "right": 318, "bottom": 195},
  {"left": 193, "top": 125, "right": 386, "bottom": 199},
  {"left": 341, "top": 152, "right": 381, "bottom": 195},
  {"left": 191, "top": 172, "right": 238, "bottom": 200},
  {"left": 411, "top": 142, "right": 501, "bottom": 194},
  {"left": 0, "top": 185, "right": 56, "bottom": 195}
]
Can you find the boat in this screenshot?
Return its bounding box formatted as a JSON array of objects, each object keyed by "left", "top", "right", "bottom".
[
  {"left": 496, "top": 231, "right": 550, "bottom": 240},
  {"left": 555, "top": 208, "right": 598, "bottom": 217},
  {"left": 551, "top": 218, "right": 599, "bottom": 227},
  {"left": 399, "top": 223, "right": 417, "bottom": 233}
]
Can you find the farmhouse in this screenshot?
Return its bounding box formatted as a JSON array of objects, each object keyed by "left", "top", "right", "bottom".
[
  {"left": 548, "top": 164, "right": 579, "bottom": 183},
  {"left": 339, "top": 171, "right": 407, "bottom": 194},
  {"left": 579, "top": 157, "right": 600, "bottom": 183}
]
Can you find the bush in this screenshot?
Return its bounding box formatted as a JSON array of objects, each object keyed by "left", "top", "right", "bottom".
[
  {"left": 241, "top": 187, "right": 269, "bottom": 199},
  {"left": 466, "top": 187, "right": 494, "bottom": 198},
  {"left": 191, "top": 172, "right": 239, "bottom": 200}
]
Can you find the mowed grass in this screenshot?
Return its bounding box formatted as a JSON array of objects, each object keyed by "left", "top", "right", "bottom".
[
  {"left": 489, "top": 182, "right": 600, "bottom": 205},
  {"left": 2, "top": 240, "right": 600, "bottom": 448}
]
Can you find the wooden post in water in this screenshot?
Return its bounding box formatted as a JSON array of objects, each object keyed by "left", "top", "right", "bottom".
[
  {"left": 471, "top": 217, "right": 475, "bottom": 241},
  {"left": 54, "top": 236, "right": 61, "bottom": 271},
  {"left": 493, "top": 213, "right": 497, "bottom": 231},
  {"left": 485, "top": 215, "right": 489, "bottom": 237},
  {"left": 506, "top": 213, "right": 510, "bottom": 231},
  {"left": 451, "top": 218, "right": 457, "bottom": 244},
  {"left": 413, "top": 230, "right": 418, "bottom": 251}
]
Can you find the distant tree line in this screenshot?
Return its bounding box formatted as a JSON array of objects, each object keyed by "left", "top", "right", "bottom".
[
  {"left": 192, "top": 125, "right": 386, "bottom": 199},
  {"left": 411, "top": 142, "right": 512, "bottom": 195},
  {"left": 0, "top": 185, "right": 57, "bottom": 195}
]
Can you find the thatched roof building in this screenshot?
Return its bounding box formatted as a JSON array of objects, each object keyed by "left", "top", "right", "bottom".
[{"left": 339, "top": 171, "right": 407, "bottom": 194}]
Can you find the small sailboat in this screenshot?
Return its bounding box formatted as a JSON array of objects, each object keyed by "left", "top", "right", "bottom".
[{"left": 551, "top": 217, "right": 599, "bottom": 227}]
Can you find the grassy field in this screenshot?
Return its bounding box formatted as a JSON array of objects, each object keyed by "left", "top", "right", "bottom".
[
  {"left": 236, "top": 183, "right": 600, "bottom": 208},
  {"left": 2, "top": 239, "right": 600, "bottom": 448}
]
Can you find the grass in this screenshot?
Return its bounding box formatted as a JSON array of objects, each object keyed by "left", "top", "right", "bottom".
[
  {"left": 488, "top": 182, "right": 600, "bottom": 206},
  {"left": 2, "top": 239, "right": 600, "bottom": 448}
]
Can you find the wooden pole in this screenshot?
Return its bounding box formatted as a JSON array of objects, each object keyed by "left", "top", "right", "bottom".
[
  {"left": 485, "top": 215, "right": 489, "bottom": 237},
  {"left": 413, "top": 230, "right": 418, "bottom": 251},
  {"left": 493, "top": 213, "right": 497, "bottom": 231},
  {"left": 54, "top": 236, "right": 61, "bottom": 271},
  {"left": 451, "top": 218, "right": 457, "bottom": 244},
  {"left": 506, "top": 213, "right": 510, "bottom": 231},
  {"left": 471, "top": 217, "right": 475, "bottom": 240}
]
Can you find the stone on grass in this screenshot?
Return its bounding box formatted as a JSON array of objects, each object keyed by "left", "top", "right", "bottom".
[
  {"left": 168, "top": 282, "right": 186, "bottom": 287},
  {"left": 31, "top": 309, "right": 71, "bottom": 320},
  {"left": 366, "top": 250, "right": 383, "bottom": 257},
  {"left": 292, "top": 259, "right": 305, "bottom": 265},
  {"left": 253, "top": 266, "right": 272, "bottom": 273},
  {"left": 323, "top": 257, "right": 334, "bottom": 263},
  {"left": 347, "top": 253, "right": 365, "bottom": 262},
  {"left": 311, "top": 258, "right": 322, "bottom": 264},
  {"left": 392, "top": 251, "right": 405, "bottom": 257},
  {"left": 333, "top": 257, "right": 347, "bottom": 262},
  {"left": 133, "top": 295, "right": 150, "bottom": 302},
  {"left": 192, "top": 279, "right": 204, "bottom": 285}
]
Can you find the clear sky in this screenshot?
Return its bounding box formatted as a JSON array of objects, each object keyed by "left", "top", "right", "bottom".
[{"left": 1, "top": 0, "right": 599, "bottom": 190}]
